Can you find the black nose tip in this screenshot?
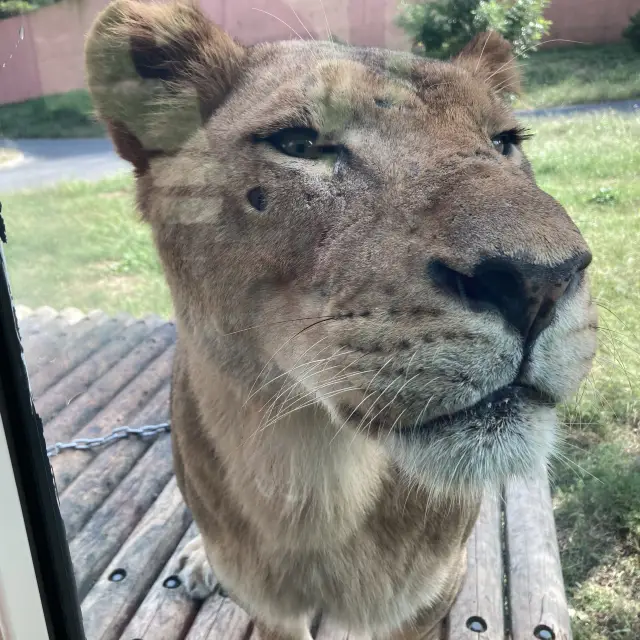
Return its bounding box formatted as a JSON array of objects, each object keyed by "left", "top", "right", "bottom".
[{"left": 429, "top": 252, "right": 591, "bottom": 343}]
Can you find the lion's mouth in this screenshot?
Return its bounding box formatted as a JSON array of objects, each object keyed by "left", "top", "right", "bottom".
[
  {"left": 411, "top": 383, "right": 555, "bottom": 434},
  {"left": 339, "top": 382, "right": 556, "bottom": 437}
]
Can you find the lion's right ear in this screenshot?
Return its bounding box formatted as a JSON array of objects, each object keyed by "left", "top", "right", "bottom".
[
  {"left": 85, "top": 0, "right": 246, "bottom": 171},
  {"left": 454, "top": 31, "right": 520, "bottom": 96}
]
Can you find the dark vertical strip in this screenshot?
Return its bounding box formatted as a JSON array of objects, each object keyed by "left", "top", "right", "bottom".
[{"left": 0, "top": 203, "right": 86, "bottom": 640}]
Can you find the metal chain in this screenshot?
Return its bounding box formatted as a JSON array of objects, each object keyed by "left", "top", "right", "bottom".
[{"left": 46, "top": 422, "right": 171, "bottom": 458}]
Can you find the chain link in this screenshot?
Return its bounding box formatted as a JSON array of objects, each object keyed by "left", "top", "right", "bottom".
[{"left": 46, "top": 422, "right": 171, "bottom": 458}]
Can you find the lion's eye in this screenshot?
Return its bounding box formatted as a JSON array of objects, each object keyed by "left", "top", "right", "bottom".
[
  {"left": 264, "top": 127, "right": 335, "bottom": 160},
  {"left": 491, "top": 127, "right": 532, "bottom": 156},
  {"left": 491, "top": 132, "right": 515, "bottom": 156}
]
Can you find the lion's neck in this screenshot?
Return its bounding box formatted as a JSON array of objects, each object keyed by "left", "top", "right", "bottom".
[{"left": 181, "top": 331, "right": 389, "bottom": 546}]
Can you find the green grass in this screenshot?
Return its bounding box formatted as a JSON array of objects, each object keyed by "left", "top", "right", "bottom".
[
  {"left": 0, "top": 89, "right": 106, "bottom": 139},
  {"left": 522, "top": 111, "right": 640, "bottom": 639},
  {"left": 2, "top": 176, "right": 171, "bottom": 316},
  {"left": 2, "top": 111, "right": 640, "bottom": 638},
  {"left": 520, "top": 42, "right": 640, "bottom": 109}
]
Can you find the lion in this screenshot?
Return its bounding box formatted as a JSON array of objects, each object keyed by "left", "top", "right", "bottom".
[{"left": 85, "top": 2, "right": 597, "bottom": 638}]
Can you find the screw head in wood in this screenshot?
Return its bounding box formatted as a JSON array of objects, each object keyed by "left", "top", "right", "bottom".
[
  {"left": 534, "top": 625, "right": 555, "bottom": 640},
  {"left": 466, "top": 616, "right": 487, "bottom": 633},
  {"left": 163, "top": 575, "right": 181, "bottom": 589},
  {"left": 108, "top": 568, "right": 127, "bottom": 582}
]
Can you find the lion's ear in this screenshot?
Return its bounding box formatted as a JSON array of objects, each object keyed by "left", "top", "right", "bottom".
[
  {"left": 454, "top": 31, "right": 520, "bottom": 95},
  {"left": 85, "top": 0, "right": 246, "bottom": 171}
]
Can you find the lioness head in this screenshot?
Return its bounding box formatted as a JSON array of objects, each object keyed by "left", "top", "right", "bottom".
[{"left": 86, "top": 0, "right": 597, "bottom": 497}]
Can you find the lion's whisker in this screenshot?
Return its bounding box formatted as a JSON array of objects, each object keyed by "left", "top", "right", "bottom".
[
  {"left": 318, "top": 0, "right": 333, "bottom": 43},
  {"left": 251, "top": 8, "right": 305, "bottom": 40},
  {"left": 245, "top": 316, "right": 335, "bottom": 403},
  {"left": 351, "top": 373, "right": 403, "bottom": 442},
  {"left": 552, "top": 450, "right": 604, "bottom": 485},
  {"left": 474, "top": 32, "right": 493, "bottom": 75},
  {"left": 223, "top": 315, "right": 334, "bottom": 337},
  {"left": 329, "top": 357, "right": 395, "bottom": 444},
  {"left": 358, "top": 373, "right": 421, "bottom": 445},
  {"left": 259, "top": 386, "right": 361, "bottom": 431},
  {"left": 257, "top": 345, "right": 357, "bottom": 433},
  {"left": 261, "top": 348, "right": 356, "bottom": 427},
  {"left": 246, "top": 338, "right": 333, "bottom": 404},
  {"left": 285, "top": 1, "right": 315, "bottom": 41},
  {"left": 274, "top": 367, "right": 376, "bottom": 419}
]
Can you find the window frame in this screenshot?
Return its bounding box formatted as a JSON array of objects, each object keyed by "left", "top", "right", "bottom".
[{"left": 0, "top": 217, "right": 86, "bottom": 640}]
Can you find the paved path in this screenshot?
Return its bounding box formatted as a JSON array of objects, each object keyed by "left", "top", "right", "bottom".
[
  {"left": 0, "top": 98, "right": 637, "bottom": 192},
  {"left": 515, "top": 97, "right": 639, "bottom": 118},
  {"left": 0, "top": 138, "right": 129, "bottom": 193}
]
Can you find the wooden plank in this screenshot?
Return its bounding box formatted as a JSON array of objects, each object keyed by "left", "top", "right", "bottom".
[
  {"left": 35, "top": 317, "right": 162, "bottom": 424},
  {"left": 22, "top": 312, "right": 105, "bottom": 379},
  {"left": 29, "top": 314, "right": 134, "bottom": 396},
  {"left": 69, "top": 434, "right": 174, "bottom": 598},
  {"left": 60, "top": 383, "right": 170, "bottom": 540},
  {"left": 504, "top": 475, "right": 572, "bottom": 640},
  {"left": 80, "top": 478, "right": 191, "bottom": 640},
  {"left": 23, "top": 311, "right": 110, "bottom": 378},
  {"left": 185, "top": 592, "right": 252, "bottom": 640},
  {"left": 15, "top": 303, "right": 33, "bottom": 322},
  {"left": 43, "top": 322, "right": 175, "bottom": 445},
  {"left": 58, "top": 307, "right": 88, "bottom": 325},
  {"left": 50, "top": 345, "right": 174, "bottom": 492},
  {"left": 447, "top": 494, "right": 504, "bottom": 640},
  {"left": 64, "top": 419, "right": 171, "bottom": 543},
  {"left": 21, "top": 314, "right": 82, "bottom": 368},
  {"left": 185, "top": 598, "right": 226, "bottom": 640},
  {"left": 120, "top": 522, "right": 201, "bottom": 640},
  {"left": 16, "top": 305, "right": 58, "bottom": 336},
  {"left": 66, "top": 437, "right": 172, "bottom": 585}
]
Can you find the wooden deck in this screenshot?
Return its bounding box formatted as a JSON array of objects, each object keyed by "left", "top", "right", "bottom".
[{"left": 17, "top": 306, "right": 572, "bottom": 640}]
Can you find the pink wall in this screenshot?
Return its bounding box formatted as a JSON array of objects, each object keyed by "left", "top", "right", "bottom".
[
  {"left": 546, "top": 0, "right": 640, "bottom": 45},
  {"left": 0, "top": 13, "right": 44, "bottom": 104},
  {"left": 0, "top": 0, "right": 111, "bottom": 105},
  {"left": 0, "top": 0, "right": 638, "bottom": 107}
]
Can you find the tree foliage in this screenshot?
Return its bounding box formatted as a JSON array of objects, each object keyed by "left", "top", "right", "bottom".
[
  {"left": 623, "top": 11, "right": 640, "bottom": 53},
  {"left": 397, "top": 0, "right": 552, "bottom": 59},
  {"left": 0, "top": 0, "right": 57, "bottom": 20}
]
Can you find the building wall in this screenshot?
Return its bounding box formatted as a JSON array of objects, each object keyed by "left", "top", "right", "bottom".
[
  {"left": 0, "top": 0, "right": 638, "bottom": 107},
  {"left": 546, "top": 0, "right": 639, "bottom": 45}
]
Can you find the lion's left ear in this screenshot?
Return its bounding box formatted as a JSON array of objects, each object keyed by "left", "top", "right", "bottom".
[{"left": 454, "top": 31, "right": 521, "bottom": 95}]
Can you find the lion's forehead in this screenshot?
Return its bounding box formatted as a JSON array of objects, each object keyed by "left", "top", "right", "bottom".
[
  {"left": 144, "top": 45, "right": 513, "bottom": 225},
  {"left": 245, "top": 43, "right": 500, "bottom": 124}
]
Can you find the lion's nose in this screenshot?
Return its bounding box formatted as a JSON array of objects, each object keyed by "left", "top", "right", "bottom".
[{"left": 428, "top": 252, "right": 592, "bottom": 344}]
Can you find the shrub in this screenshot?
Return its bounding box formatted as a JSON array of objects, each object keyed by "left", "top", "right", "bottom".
[
  {"left": 397, "top": 0, "right": 552, "bottom": 59},
  {"left": 0, "top": 0, "right": 57, "bottom": 19},
  {"left": 623, "top": 11, "right": 640, "bottom": 53}
]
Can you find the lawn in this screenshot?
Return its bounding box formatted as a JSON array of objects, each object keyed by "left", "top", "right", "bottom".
[
  {"left": 0, "top": 43, "right": 638, "bottom": 139},
  {"left": 2, "top": 110, "right": 640, "bottom": 638},
  {"left": 1, "top": 176, "right": 170, "bottom": 317},
  {"left": 518, "top": 42, "right": 640, "bottom": 110},
  {"left": 523, "top": 112, "right": 640, "bottom": 640}
]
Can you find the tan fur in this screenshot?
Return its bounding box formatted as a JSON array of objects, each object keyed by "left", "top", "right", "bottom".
[{"left": 85, "top": 3, "right": 597, "bottom": 637}]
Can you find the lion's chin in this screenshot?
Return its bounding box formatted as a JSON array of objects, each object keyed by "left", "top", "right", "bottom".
[{"left": 385, "top": 390, "right": 558, "bottom": 500}]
